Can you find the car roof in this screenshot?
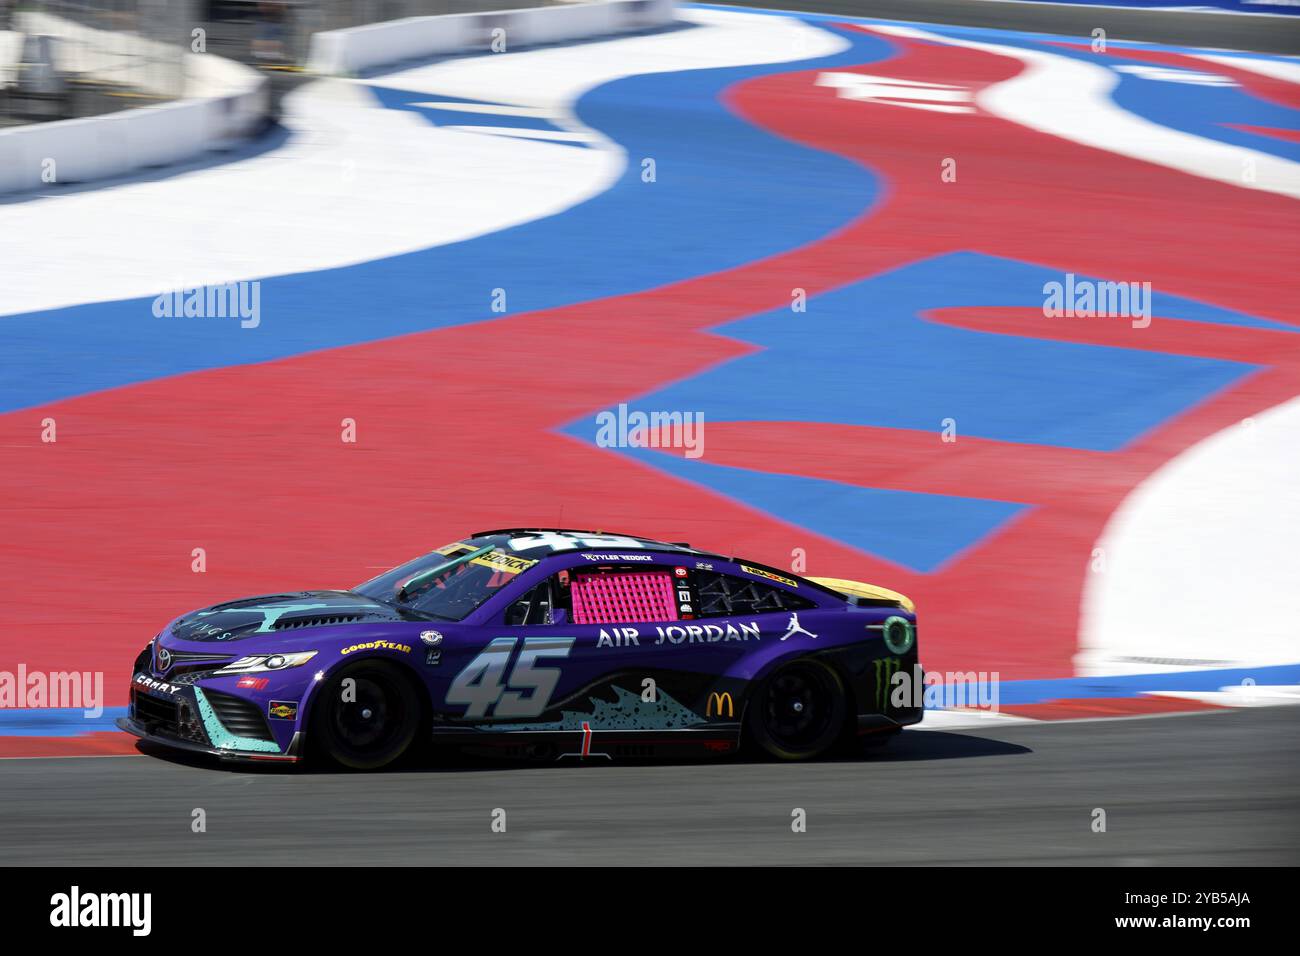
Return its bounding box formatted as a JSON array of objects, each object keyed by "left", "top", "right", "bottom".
[
  {"left": 464, "top": 529, "right": 847, "bottom": 601},
  {"left": 469, "top": 528, "right": 723, "bottom": 558}
]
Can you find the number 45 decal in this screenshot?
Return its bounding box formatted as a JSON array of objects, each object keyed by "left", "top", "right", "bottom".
[{"left": 446, "top": 637, "right": 574, "bottom": 719}]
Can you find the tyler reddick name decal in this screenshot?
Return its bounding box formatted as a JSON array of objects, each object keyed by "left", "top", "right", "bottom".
[{"left": 596, "top": 621, "right": 762, "bottom": 647}]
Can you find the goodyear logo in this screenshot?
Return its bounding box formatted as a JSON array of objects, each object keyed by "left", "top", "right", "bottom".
[
  {"left": 341, "top": 640, "right": 411, "bottom": 656},
  {"left": 470, "top": 551, "right": 537, "bottom": 576},
  {"left": 706, "top": 691, "right": 734, "bottom": 718},
  {"left": 874, "top": 656, "right": 901, "bottom": 710},
  {"left": 740, "top": 565, "right": 798, "bottom": 588}
]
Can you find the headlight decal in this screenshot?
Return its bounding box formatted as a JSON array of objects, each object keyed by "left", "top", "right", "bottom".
[{"left": 212, "top": 651, "right": 318, "bottom": 676}]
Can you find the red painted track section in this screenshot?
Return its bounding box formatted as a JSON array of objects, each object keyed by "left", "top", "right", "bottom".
[{"left": 0, "top": 733, "right": 141, "bottom": 758}]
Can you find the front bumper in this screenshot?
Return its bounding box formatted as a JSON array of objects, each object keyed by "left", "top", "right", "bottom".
[
  {"left": 116, "top": 714, "right": 302, "bottom": 763},
  {"left": 123, "top": 673, "right": 303, "bottom": 763}
]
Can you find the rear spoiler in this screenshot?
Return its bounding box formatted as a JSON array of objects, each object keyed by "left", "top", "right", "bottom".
[{"left": 805, "top": 577, "right": 915, "bottom": 613}]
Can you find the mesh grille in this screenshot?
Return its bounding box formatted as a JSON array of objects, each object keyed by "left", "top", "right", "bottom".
[
  {"left": 133, "top": 689, "right": 178, "bottom": 731},
  {"left": 571, "top": 571, "right": 678, "bottom": 625},
  {"left": 203, "top": 689, "right": 275, "bottom": 741},
  {"left": 152, "top": 649, "right": 233, "bottom": 680}
]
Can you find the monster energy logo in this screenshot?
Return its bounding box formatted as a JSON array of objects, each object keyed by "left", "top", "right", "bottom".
[{"left": 873, "top": 656, "right": 901, "bottom": 710}]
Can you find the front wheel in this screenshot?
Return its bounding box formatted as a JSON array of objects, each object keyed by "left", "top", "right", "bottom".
[
  {"left": 746, "top": 659, "right": 847, "bottom": 761},
  {"left": 310, "top": 660, "right": 420, "bottom": 770}
]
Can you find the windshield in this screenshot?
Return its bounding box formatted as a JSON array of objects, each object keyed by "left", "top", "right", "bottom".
[{"left": 354, "top": 541, "right": 538, "bottom": 621}]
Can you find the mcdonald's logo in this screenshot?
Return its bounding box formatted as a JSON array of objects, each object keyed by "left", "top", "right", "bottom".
[{"left": 706, "top": 692, "right": 734, "bottom": 718}]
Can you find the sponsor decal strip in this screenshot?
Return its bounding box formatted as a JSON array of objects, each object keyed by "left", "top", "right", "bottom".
[
  {"left": 268, "top": 700, "right": 299, "bottom": 720},
  {"left": 594, "top": 621, "right": 763, "bottom": 647},
  {"left": 739, "top": 565, "right": 798, "bottom": 588},
  {"left": 706, "top": 692, "right": 734, "bottom": 718},
  {"left": 469, "top": 551, "right": 538, "bottom": 575},
  {"left": 341, "top": 640, "right": 411, "bottom": 655}
]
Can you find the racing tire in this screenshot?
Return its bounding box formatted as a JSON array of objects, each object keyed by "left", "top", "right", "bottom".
[
  {"left": 310, "top": 659, "right": 420, "bottom": 770},
  {"left": 746, "top": 658, "right": 848, "bottom": 761}
]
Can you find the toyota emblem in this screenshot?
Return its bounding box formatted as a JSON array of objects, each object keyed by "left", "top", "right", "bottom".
[{"left": 156, "top": 647, "right": 172, "bottom": 672}]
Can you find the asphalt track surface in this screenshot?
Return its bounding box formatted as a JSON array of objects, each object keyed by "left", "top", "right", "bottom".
[
  {"left": 2, "top": 707, "right": 1295, "bottom": 865},
  {"left": 723, "top": 0, "right": 1300, "bottom": 54}
]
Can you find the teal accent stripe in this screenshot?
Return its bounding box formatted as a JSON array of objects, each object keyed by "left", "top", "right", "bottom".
[{"left": 193, "top": 687, "right": 281, "bottom": 753}]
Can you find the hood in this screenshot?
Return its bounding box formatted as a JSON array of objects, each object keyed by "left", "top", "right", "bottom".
[{"left": 169, "top": 591, "right": 403, "bottom": 643}]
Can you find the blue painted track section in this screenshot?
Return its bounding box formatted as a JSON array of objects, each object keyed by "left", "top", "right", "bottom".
[{"left": 589, "top": 256, "right": 1262, "bottom": 453}]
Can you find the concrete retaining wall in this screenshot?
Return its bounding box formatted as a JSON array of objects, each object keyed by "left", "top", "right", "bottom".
[{"left": 308, "top": 0, "right": 677, "bottom": 76}]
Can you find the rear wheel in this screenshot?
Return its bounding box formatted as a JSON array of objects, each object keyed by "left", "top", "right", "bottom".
[
  {"left": 310, "top": 660, "right": 420, "bottom": 770},
  {"left": 746, "top": 659, "right": 847, "bottom": 761}
]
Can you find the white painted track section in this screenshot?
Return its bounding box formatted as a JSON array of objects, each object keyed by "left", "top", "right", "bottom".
[
  {"left": 361, "top": 6, "right": 842, "bottom": 103},
  {"left": 0, "top": 79, "right": 608, "bottom": 316},
  {"left": 1194, "top": 54, "right": 1300, "bottom": 86},
  {"left": 357, "top": 8, "right": 841, "bottom": 116},
  {"left": 1078, "top": 397, "right": 1300, "bottom": 676},
  {"left": 0, "top": 8, "right": 845, "bottom": 319},
  {"left": 871, "top": 24, "right": 1300, "bottom": 200},
  {"left": 913, "top": 710, "right": 1035, "bottom": 731},
  {"left": 1156, "top": 686, "right": 1300, "bottom": 707}
]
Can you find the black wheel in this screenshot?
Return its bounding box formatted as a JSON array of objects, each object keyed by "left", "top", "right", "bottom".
[
  {"left": 310, "top": 660, "right": 420, "bottom": 770},
  {"left": 746, "top": 659, "right": 847, "bottom": 761}
]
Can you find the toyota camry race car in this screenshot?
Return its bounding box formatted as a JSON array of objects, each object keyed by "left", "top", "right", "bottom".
[{"left": 118, "top": 529, "right": 921, "bottom": 768}]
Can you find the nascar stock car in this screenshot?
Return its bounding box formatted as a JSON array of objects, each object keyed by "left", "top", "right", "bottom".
[{"left": 118, "top": 529, "right": 921, "bottom": 769}]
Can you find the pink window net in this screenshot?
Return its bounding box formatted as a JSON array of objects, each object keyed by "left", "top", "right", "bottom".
[{"left": 570, "top": 571, "right": 680, "bottom": 625}]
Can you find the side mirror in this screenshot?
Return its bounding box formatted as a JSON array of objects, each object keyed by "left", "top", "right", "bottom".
[{"left": 549, "top": 608, "right": 568, "bottom": 626}]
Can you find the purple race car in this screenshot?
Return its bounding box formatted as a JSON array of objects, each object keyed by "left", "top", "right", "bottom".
[{"left": 118, "top": 529, "right": 921, "bottom": 769}]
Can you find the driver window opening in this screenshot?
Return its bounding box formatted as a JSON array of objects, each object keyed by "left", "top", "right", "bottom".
[
  {"left": 505, "top": 578, "right": 556, "bottom": 626},
  {"left": 570, "top": 569, "right": 678, "bottom": 625},
  {"left": 505, "top": 568, "right": 679, "bottom": 626}
]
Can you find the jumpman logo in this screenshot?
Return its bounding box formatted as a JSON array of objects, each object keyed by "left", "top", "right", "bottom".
[{"left": 780, "top": 612, "right": 817, "bottom": 642}]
